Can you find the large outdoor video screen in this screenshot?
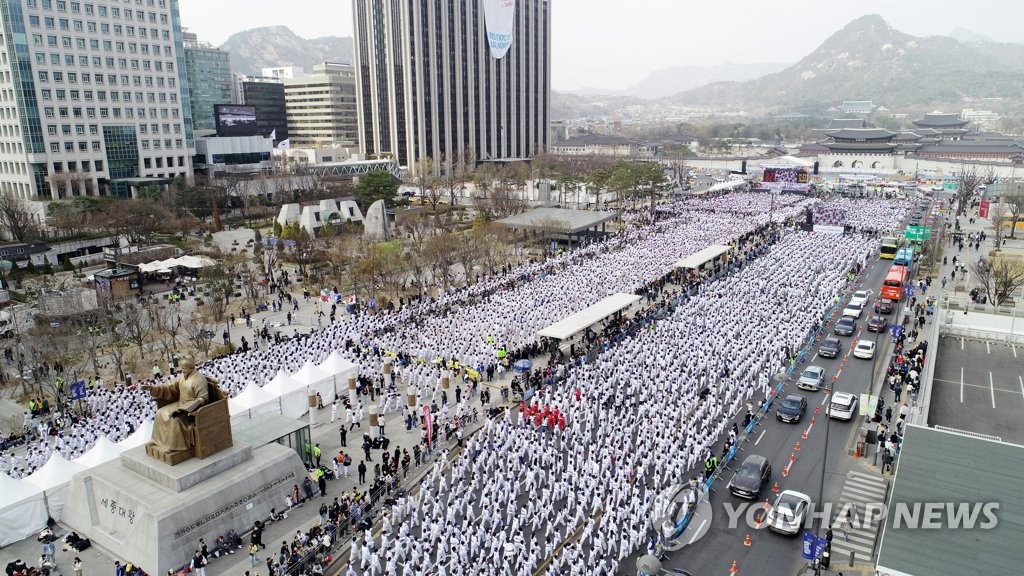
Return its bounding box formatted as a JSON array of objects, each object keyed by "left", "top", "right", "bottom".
[{"left": 215, "top": 104, "right": 258, "bottom": 137}]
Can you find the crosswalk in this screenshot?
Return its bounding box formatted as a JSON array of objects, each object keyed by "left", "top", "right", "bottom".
[{"left": 829, "top": 470, "right": 889, "bottom": 563}]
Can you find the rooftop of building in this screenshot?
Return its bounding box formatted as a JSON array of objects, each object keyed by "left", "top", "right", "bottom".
[
  {"left": 826, "top": 128, "right": 897, "bottom": 140},
  {"left": 496, "top": 207, "right": 617, "bottom": 234},
  {"left": 875, "top": 425, "right": 1024, "bottom": 576},
  {"left": 913, "top": 113, "right": 970, "bottom": 127}
]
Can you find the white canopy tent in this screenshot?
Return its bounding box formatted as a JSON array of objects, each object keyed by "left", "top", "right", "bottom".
[
  {"left": 537, "top": 293, "right": 642, "bottom": 340},
  {"left": 0, "top": 472, "right": 48, "bottom": 546},
  {"left": 24, "top": 452, "right": 85, "bottom": 520},
  {"left": 74, "top": 436, "right": 124, "bottom": 468},
  {"left": 263, "top": 370, "right": 309, "bottom": 418},
  {"left": 229, "top": 381, "right": 282, "bottom": 420},
  {"left": 291, "top": 360, "right": 335, "bottom": 404},
  {"left": 316, "top": 352, "right": 359, "bottom": 392},
  {"left": 673, "top": 244, "right": 733, "bottom": 269},
  {"left": 704, "top": 179, "right": 748, "bottom": 194},
  {"left": 118, "top": 419, "right": 154, "bottom": 450}
]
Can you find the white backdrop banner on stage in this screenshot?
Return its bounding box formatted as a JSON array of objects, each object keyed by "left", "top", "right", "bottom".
[{"left": 483, "top": 0, "right": 516, "bottom": 59}]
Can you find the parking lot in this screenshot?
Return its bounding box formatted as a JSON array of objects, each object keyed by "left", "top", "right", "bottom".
[{"left": 930, "top": 335, "right": 1024, "bottom": 443}]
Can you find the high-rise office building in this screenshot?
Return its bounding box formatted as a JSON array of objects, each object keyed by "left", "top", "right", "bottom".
[
  {"left": 236, "top": 75, "right": 287, "bottom": 141},
  {"left": 0, "top": 0, "right": 195, "bottom": 200},
  {"left": 182, "top": 29, "right": 231, "bottom": 132},
  {"left": 283, "top": 62, "right": 358, "bottom": 148},
  {"left": 353, "top": 0, "right": 551, "bottom": 172}
]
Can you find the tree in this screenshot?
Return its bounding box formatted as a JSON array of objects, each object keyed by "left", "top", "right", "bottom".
[
  {"left": 440, "top": 152, "right": 471, "bottom": 207},
  {"left": 421, "top": 234, "right": 459, "bottom": 294},
  {"left": 954, "top": 166, "right": 984, "bottom": 218},
  {"left": 414, "top": 157, "right": 443, "bottom": 211},
  {"left": 1003, "top": 181, "right": 1024, "bottom": 239},
  {"left": 970, "top": 256, "right": 1024, "bottom": 308},
  {"left": 0, "top": 194, "right": 41, "bottom": 241},
  {"left": 354, "top": 171, "right": 400, "bottom": 212}
]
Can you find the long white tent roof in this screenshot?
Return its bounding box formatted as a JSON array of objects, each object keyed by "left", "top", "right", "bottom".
[
  {"left": 537, "top": 293, "right": 641, "bottom": 340},
  {"left": 673, "top": 244, "right": 732, "bottom": 269}
]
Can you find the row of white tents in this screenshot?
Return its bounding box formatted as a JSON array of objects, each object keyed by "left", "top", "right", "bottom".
[
  {"left": 136, "top": 255, "right": 217, "bottom": 273},
  {"left": 0, "top": 351, "right": 358, "bottom": 547}
]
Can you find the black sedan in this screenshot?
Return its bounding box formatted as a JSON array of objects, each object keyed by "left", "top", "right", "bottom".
[
  {"left": 776, "top": 394, "right": 807, "bottom": 423},
  {"left": 867, "top": 315, "right": 888, "bottom": 332},
  {"left": 728, "top": 454, "right": 772, "bottom": 499},
  {"left": 834, "top": 317, "right": 856, "bottom": 337},
  {"left": 875, "top": 298, "right": 895, "bottom": 314},
  {"left": 819, "top": 337, "right": 842, "bottom": 359}
]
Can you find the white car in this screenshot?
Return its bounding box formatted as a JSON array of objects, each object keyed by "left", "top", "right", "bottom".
[
  {"left": 849, "top": 290, "right": 871, "bottom": 308},
  {"left": 853, "top": 339, "right": 876, "bottom": 359},
  {"left": 829, "top": 392, "right": 858, "bottom": 421},
  {"left": 842, "top": 302, "right": 864, "bottom": 319},
  {"left": 766, "top": 490, "right": 813, "bottom": 535}
]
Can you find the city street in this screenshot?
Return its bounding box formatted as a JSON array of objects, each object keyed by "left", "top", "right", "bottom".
[{"left": 658, "top": 250, "right": 902, "bottom": 575}]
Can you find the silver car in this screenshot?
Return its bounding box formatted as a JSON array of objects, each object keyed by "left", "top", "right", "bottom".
[{"left": 797, "top": 366, "right": 825, "bottom": 391}]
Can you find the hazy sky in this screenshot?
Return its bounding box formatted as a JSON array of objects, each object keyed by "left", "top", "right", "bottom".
[{"left": 178, "top": 0, "right": 1024, "bottom": 91}]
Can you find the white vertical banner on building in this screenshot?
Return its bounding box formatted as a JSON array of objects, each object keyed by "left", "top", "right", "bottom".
[{"left": 483, "top": 0, "right": 517, "bottom": 60}]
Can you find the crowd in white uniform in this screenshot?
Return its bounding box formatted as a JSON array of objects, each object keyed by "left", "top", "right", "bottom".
[
  {"left": 340, "top": 230, "right": 877, "bottom": 575},
  {"left": 813, "top": 197, "right": 913, "bottom": 233},
  {"left": 4, "top": 191, "right": 895, "bottom": 576}
]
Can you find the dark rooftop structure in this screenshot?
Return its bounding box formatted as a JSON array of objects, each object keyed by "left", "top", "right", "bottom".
[
  {"left": 875, "top": 425, "right": 1024, "bottom": 576},
  {"left": 913, "top": 112, "right": 970, "bottom": 128},
  {"left": 821, "top": 128, "right": 897, "bottom": 154}
]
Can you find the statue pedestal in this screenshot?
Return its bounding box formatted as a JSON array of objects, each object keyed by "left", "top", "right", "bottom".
[
  {"left": 64, "top": 442, "right": 308, "bottom": 575},
  {"left": 124, "top": 442, "right": 254, "bottom": 492}
]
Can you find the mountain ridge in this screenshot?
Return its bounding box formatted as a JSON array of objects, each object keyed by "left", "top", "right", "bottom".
[
  {"left": 667, "top": 14, "right": 1024, "bottom": 113},
  {"left": 219, "top": 25, "right": 354, "bottom": 76}
]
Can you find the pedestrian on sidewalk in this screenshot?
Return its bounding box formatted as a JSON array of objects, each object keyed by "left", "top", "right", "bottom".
[
  {"left": 339, "top": 426, "right": 347, "bottom": 447},
  {"left": 358, "top": 460, "right": 367, "bottom": 484},
  {"left": 249, "top": 543, "right": 260, "bottom": 566},
  {"left": 73, "top": 557, "right": 83, "bottom": 576},
  {"left": 331, "top": 400, "right": 338, "bottom": 423}
]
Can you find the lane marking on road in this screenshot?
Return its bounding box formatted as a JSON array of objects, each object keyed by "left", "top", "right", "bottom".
[
  {"left": 821, "top": 392, "right": 830, "bottom": 406},
  {"left": 688, "top": 519, "right": 708, "bottom": 545},
  {"left": 811, "top": 353, "right": 818, "bottom": 363},
  {"left": 1020, "top": 376, "right": 1023, "bottom": 400},
  {"left": 1013, "top": 345, "right": 1018, "bottom": 359},
  {"left": 960, "top": 367, "right": 964, "bottom": 403},
  {"left": 755, "top": 429, "right": 767, "bottom": 446},
  {"left": 961, "top": 337, "right": 964, "bottom": 350},
  {"left": 990, "top": 371, "right": 996, "bottom": 409},
  {"left": 987, "top": 341, "right": 991, "bottom": 354},
  {"left": 933, "top": 378, "right": 1019, "bottom": 394}
]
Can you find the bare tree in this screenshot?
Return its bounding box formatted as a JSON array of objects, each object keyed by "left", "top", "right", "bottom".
[
  {"left": 415, "top": 156, "right": 443, "bottom": 211},
  {"left": 422, "top": 234, "right": 459, "bottom": 294},
  {"left": 0, "top": 194, "right": 42, "bottom": 241},
  {"left": 149, "top": 302, "right": 184, "bottom": 364},
  {"left": 181, "top": 312, "right": 215, "bottom": 358},
  {"left": 47, "top": 172, "right": 71, "bottom": 199},
  {"left": 1002, "top": 180, "right": 1024, "bottom": 239},
  {"left": 970, "top": 255, "right": 1024, "bottom": 308},
  {"left": 954, "top": 166, "right": 984, "bottom": 218}
]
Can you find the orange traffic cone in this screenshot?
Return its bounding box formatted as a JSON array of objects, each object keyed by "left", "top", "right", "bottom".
[
  {"left": 802, "top": 429, "right": 808, "bottom": 439},
  {"left": 790, "top": 452, "right": 796, "bottom": 463},
  {"left": 743, "top": 534, "right": 752, "bottom": 546},
  {"left": 782, "top": 466, "right": 789, "bottom": 478},
  {"left": 811, "top": 416, "right": 816, "bottom": 425},
  {"left": 730, "top": 560, "right": 739, "bottom": 574},
  {"left": 795, "top": 441, "right": 801, "bottom": 451},
  {"left": 764, "top": 498, "right": 771, "bottom": 511},
  {"left": 773, "top": 481, "right": 780, "bottom": 493}
]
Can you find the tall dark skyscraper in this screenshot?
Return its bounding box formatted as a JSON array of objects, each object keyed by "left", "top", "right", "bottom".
[{"left": 353, "top": 0, "right": 550, "bottom": 173}]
